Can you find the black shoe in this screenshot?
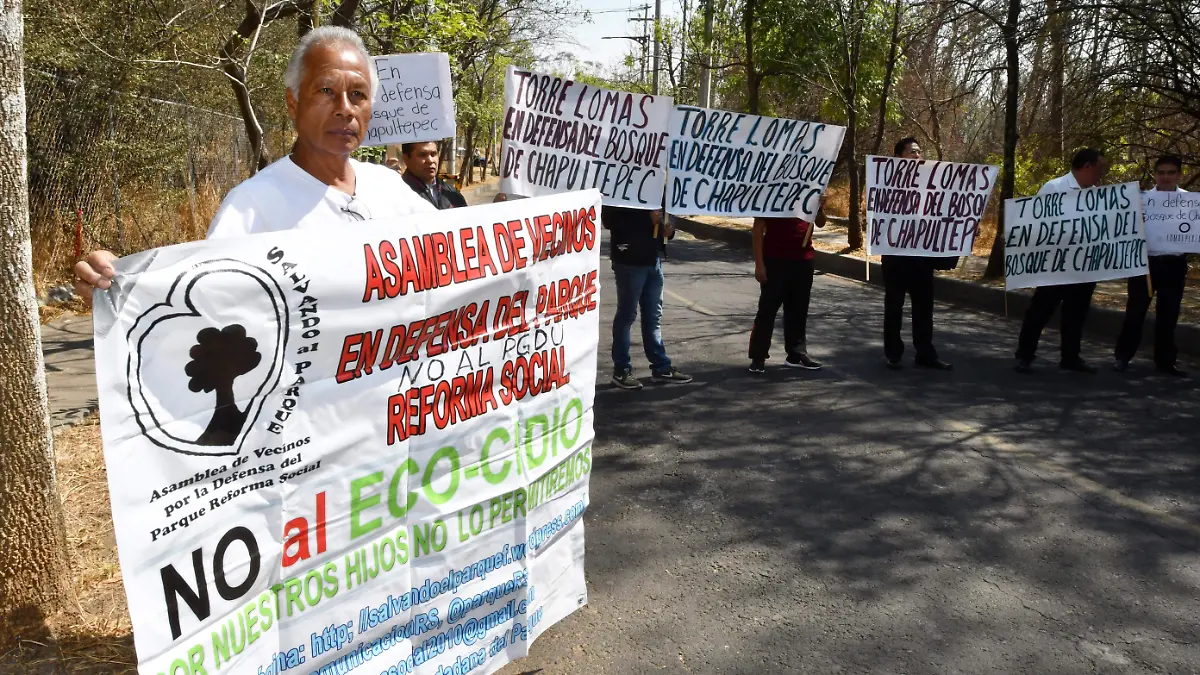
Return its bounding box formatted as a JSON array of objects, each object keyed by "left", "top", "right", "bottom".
[
  {"left": 1060, "top": 360, "right": 1097, "bottom": 374},
  {"left": 611, "top": 369, "right": 643, "bottom": 389},
  {"left": 748, "top": 360, "right": 766, "bottom": 375},
  {"left": 885, "top": 359, "right": 903, "bottom": 370},
  {"left": 1112, "top": 359, "right": 1129, "bottom": 373},
  {"left": 1014, "top": 358, "right": 1034, "bottom": 373},
  {"left": 916, "top": 358, "right": 954, "bottom": 371},
  {"left": 785, "top": 353, "right": 822, "bottom": 370},
  {"left": 1155, "top": 365, "right": 1189, "bottom": 378}
]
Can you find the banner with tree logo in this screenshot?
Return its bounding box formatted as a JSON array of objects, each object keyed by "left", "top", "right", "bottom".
[{"left": 93, "top": 191, "right": 601, "bottom": 675}]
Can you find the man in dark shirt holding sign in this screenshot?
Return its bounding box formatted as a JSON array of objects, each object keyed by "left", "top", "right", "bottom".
[
  {"left": 748, "top": 203, "right": 827, "bottom": 374},
  {"left": 1113, "top": 154, "right": 1190, "bottom": 376},
  {"left": 881, "top": 137, "right": 955, "bottom": 371},
  {"left": 605, "top": 206, "right": 693, "bottom": 389}
]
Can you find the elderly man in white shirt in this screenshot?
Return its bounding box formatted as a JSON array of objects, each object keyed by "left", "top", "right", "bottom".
[
  {"left": 74, "top": 26, "right": 434, "bottom": 300},
  {"left": 1014, "top": 147, "right": 1109, "bottom": 374},
  {"left": 1114, "top": 154, "right": 1191, "bottom": 377}
]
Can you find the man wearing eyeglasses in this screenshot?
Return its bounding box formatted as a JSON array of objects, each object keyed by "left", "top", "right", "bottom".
[
  {"left": 400, "top": 141, "right": 468, "bottom": 210},
  {"left": 74, "top": 26, "right": 434, "bottom": 301}
]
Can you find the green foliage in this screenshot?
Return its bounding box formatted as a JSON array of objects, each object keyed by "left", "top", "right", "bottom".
[{"left": 987, "top": 149, "right": 1065, "bottom": 198}]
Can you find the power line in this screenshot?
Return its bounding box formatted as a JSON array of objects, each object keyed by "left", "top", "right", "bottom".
[{"left": 565, "top": 7, "right": 649, "bottom": 15}]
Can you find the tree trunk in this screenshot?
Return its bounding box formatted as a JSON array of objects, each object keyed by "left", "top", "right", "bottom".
[
  {"left": 743, "top": 0, "right": 760, "bottom": 114},
  {"left": 870, "top": 0, "right": 903, "bottom": 155},
  {"left": 220, "top": 0, "right": 359, "bottom": 173},
  {"left": 0, "top": 0, "right": 75, "bottom": 648},
  {"left": 298, "top": 0, "right": 316, "bottom": 35},
  {"left": 221, "top": 0, "right": 309, "bottom": 173},
  {"left": 331, "top": 0, "right": 361, "bottom": 27},
  {"left": 1046, "top": 0, "right": 1066, "bottom": 159},
  {"left": 984, "top": 2, "right": 1022, "bottom": 279},
  {"left": 845, "top": 0, "right": 865, "bottom": 250},
  {"left": 846, "top": 116, "right": 862, "bottom": 249},
  {"left": 462, "top": 124, "right": 476, "bottom": 186},
  {"left": 223, "top": 60, "right": 272, "bottom": 172}
]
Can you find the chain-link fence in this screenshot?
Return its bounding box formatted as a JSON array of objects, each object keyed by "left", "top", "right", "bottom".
[{"left": 26, "top": 69, "right": 292, "bottom": 287}]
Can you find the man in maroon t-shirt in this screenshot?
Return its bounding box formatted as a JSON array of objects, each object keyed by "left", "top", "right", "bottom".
[{"left": 748, "top": 199, "right": 826, "bottom": 373}]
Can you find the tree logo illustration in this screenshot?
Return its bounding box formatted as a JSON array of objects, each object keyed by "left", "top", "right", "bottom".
[
  {"left": 125, "top": 259, "right": 289, "bottom": 458},
  {"left": 185, "top": 325, "right": 263, "bottom": 446}
]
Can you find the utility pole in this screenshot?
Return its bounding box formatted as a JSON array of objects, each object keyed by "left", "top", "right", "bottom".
[
  {"left": 698, "top": 0, "right": 713, "bottom": 107},
  {"left": 604, "top": 5, "right": 652, "bottom": 87},
  {"left": 651, "top": 0, "right": 662, "bottom": 94},
  {"left": 681, "top": 0, "right": 688, "bottom": 99},
  {"left": 641, "top": 5, "right": 650, "bottom": 86}
]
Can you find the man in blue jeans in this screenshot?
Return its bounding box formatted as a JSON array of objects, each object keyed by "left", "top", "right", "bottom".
[{"left": 603, "top": 205, "right": 692, "bottom": 390}]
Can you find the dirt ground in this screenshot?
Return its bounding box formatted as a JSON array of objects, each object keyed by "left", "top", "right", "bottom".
[{"left": 0, "top": 416, "right": 136, "bottom": 675}]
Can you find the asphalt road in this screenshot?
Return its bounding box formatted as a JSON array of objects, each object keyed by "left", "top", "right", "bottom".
[{"left": 499, "top": 232, "right": 1200, "bottom": 675}]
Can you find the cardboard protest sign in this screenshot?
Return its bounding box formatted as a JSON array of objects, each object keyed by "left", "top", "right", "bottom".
[
  {"left": 365, "top": 52, "right": 455, "bottom": 146},
  {"left": 93, "top": 191, "right": 600, "bottom": 675},
  {"left": 665, "top": 106, "right": 845, "bottom": 221},
  {"left": 1141, "top": 190, "right": 1200, "bottom": 255},
  {"left": 499, "top": 66, "right": 672, "bottom": 208},
  {"left": 1004, "top": 182, "right": 1148, "bottom": 290},
  {"left": 865, "top": 155, "right": 999, "bottom": 257}
]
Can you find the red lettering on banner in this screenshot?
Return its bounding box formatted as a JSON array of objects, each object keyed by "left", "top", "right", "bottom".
[{"left": 387, "top": 368, "right": 498, "bottom": 444}]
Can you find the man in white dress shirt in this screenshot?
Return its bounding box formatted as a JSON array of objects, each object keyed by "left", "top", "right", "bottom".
[
  {"left": 74, "top": 26, "right": 434, "bottom": 300},
  {"left": 1014, "top": 147, "right": 1109, "bottom": 373},
  {"left": 1114, "top": 154, "right": 1191, "bottom": 376}
]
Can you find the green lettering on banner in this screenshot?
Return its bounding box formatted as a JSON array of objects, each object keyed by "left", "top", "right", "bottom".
[
  {"left": 350, "top": 472, "right": 385, "bottom": 538},
  {"left": 481, "top": 428, "right": 512, "bottom": 484},
  {"left": 388, "top": 458, "right": 419, "bottom": 518},
  {"left": 422, "top": 447, "right": 461, "bottom": 505}
]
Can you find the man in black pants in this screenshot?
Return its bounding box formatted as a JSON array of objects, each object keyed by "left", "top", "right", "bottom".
[
  {"left": 748, "top": 201, "right": 827, "bottom": 374},
  {"left": 1014, "top": 147, "right": 1109, "bottom": 373},
  {"left": 882, "top": 137, "right": 954, "bottom": 371},
  {"left": 1114, "top": 154, "right": 1190, "bottom": 377}
]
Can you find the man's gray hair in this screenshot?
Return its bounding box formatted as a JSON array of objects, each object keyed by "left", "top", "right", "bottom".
[{"left": 284, "top": 26, "right": 377, "bottom": 95}]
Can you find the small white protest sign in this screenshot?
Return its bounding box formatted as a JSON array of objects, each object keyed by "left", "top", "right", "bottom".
[
  {"left": 365, "top": 52, "right": 455, "bottom": 146},
  {"left": 1004, "top": 182, "right": 1148, "bottom": 290},
  {"left": 865, "top": 155, "right": 999, "bottom": 257},
  {"left": 665, "top": 107, "right": 845, "bottom": 221},
  {"left": 1141, "top": 190, "right": 1200, "bottom": 255},
  {"left": 499, "top": 66, "right": 672, "bottom": 209}
]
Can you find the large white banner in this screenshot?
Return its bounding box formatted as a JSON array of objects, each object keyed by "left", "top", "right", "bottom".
[
  {"left": 1004, "top": 182, "right": 1148, "bottom": 289},
  {"left": 665, "top": 106, "right": 845, "bottom": 221},
  {"left": 865, "top": 155, "right": 999, "bottom": 257},
  {"left": 93, "top": 191, "right": 601, "bottom": 675},
  {"left": 1142, "top": 190, "right": 1200, "bottom": 255},
  {"left": 366, "top": 52, "right": 455, "bottom": 146},
  {"left": 499, "top": 66, "right": 672, "bottom": 208}
]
